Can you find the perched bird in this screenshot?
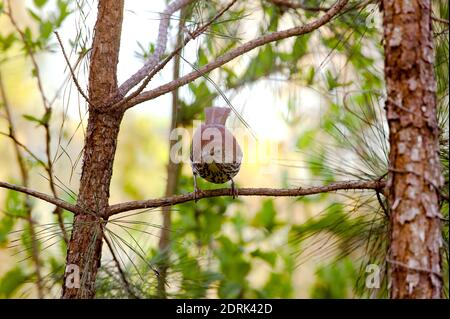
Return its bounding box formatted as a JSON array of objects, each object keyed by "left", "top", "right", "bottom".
[{"left": 190, "top": 107, "right": 243, "bottom": 201}]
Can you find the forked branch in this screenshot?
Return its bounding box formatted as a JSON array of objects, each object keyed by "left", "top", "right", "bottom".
[
  {"left": 118, "top": 0, "right": 195, "bottom": 96},
  {"left": 125, "top": 0, "right": 349, "bottom": 109}
]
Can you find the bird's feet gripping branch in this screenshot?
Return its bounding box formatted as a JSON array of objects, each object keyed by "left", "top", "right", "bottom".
[{"left": 190, "top": 107, "right": 243, "bottom": 202}]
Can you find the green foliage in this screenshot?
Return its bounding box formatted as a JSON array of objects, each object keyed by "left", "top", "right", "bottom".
[
  {"left": 20, "top": 0, "right": 72, "bottom": 52},
  {"left": 0, "top": 190, "right": 26, "bottom": 246},
  {"left": 216, "top": 236, "right": 251, "bottom": 298},
  {"left": 135, "top": 41, "right": 155, "bottom": 61},
  {"left": 310, "top": 258, "right": 357, "bottom": 298},
  {"left": 33, "top": 0, "right": 48, "bottom": 8},
  {"left": 22, "top": 109, "right": 51, "bottom": 127},
  {"left": 0, "top": 267, "right": 29, "bottom": 298},
  {"left": 0, "top": 33, "right": 16, "bottom": 52},
  {"left": 251, "top": 199, "right": 277, "bottom": 232}
]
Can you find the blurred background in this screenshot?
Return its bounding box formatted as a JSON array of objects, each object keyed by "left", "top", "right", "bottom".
[{"left": 0, "top": 0, "right": 448, "bottom": 298}]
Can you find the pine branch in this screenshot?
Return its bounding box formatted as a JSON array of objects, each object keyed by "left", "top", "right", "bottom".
[
  {"left": 0, "top": 181, "right": 79, "bottom": 214},
  {"left": 108, "top": 179, "right": 385, "bottom": 216},
  {"left": 124, "top": 0, "right": 349, "bottom": 109}
]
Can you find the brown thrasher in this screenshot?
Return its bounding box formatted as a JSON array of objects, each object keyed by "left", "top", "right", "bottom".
[{"left": 190, "top": 107, "right": 243, "bottom": 201}]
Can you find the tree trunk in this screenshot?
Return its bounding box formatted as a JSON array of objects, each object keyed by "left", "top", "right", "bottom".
[
  {"left": 157, "top": 7, "right": 187, "bottom": 298},
  {"left": 62, "top": 111, "right": 123, "bottom": 298},
  {"left": 62, "top": 0, "right": 124, "bottom": 298},
  {"left": 383, "top": 0, "right": 443, "bottom": 298}
]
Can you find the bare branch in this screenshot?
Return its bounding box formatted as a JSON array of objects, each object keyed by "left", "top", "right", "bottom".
[
  {"left": 108, "top": 179, "right": 385, "bottom": 216},
  {"left": 124, "top": 0, "right": 348, "bottom": 109},
  {"left": 0, "top": 132, "right": 47, "bottom": 167},
  {"left": 118, "top": 0, "right": 195, "bottom": 96},
  {"left": 0, "top": 181, "right": 80, "bottom": 214}
]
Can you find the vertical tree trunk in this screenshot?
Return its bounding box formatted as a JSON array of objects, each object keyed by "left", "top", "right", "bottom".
[
  {"left": 157, "top": 8, "right": 187, "bottom": 298},
  {"left": 383, "top": 0, "right": 443, "bottom": 298},
  {"left": 62, "top": 0, "right": 124, "bottom": 299}
]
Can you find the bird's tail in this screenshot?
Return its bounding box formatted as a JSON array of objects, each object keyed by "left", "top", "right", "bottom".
[{"left": 205, "top": 107, "right": 230, "bottom": 125}]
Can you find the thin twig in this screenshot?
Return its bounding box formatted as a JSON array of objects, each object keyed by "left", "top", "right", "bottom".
[
  {"left": 6, "top": 1, "right": 69, "bottom": 243},
  {"left": 102, "top": 232, "right": 139, "bottom": 299},
  {"left": 108, "top": 179, "right": 386, "bottom": 216},
  {"left": 432, "top": 16, "right": 450, "bottom": 25},
  {"left": 54, "top": 31, "right": 93, "bottom": 107},
  {"left": 0, "top": 132, "right": 47, "bottom": 167},
  {"left": 0, "top": 70, "right": 45, "bottom": 298},
  {"left": 5, "top": 1, "right": 48, "bottom": 110}
]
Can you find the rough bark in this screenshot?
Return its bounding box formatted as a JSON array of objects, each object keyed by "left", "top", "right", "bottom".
[
  {"left": 383, "top": 0, "right": 443, "bottom": 298},
  {"left": 62, "top": 0, "right": 124, "bottom": 299}
]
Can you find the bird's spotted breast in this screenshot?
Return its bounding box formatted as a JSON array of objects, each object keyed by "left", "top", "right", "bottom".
[{"left": 191, "top": 161, "right": 241, "bottom": 184}]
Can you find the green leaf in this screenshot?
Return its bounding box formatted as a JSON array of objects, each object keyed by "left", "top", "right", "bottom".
[
  {"left": 56, "top": 0, "right": 71, "bottom": 26},
  {"left": 22, "top": 110, "right": 51, "bottom": 126},
  {"left": 39, "top": 21, "right": 54, "bottom": 40},
  {"left": 310, "top": 258, "right": 356, "bottom": 298},
  {"left": 218, "top": 281, "right": 242, "bottom": 298},
  {"left": 261, "top": 272, "right": 293, "bottom": 298},
  {"left": 297, "top": 129, "right": 317, "bottom": 149},
  {"left": 197, "top": 48, "right": 208, "bottom": 67},
  {"left": 252, "top": 199, "right": 277, "bottom": 232},
  {"left": 0, "top": 33, "right": 17, "bottom": 51},
  {"left": 250, "top": 249, "right": 277, "bottom": 266},
  {"left": 306, "top": 66, "right": 315, "bottom": 85},
  {"left": 33, "top": 0, "right": 48, "bottom": 8},
  {"left": 5, "top": 189, "right": 26, "bottom": 217},
  {"left": 292, "top": 35, "right": 310, "bottom": 58},
  {"left": 0, "top": 267, "right": 28, "bottom": 298},
  {"left": 41, "top": 109, "right": 51, "bottom": 125},
  {"left": 27, "top": 9, "right": 42, "bottom": 22},
  {"left": 23, "top": 114, "right": 43, "bottom": 125},
  {"left": 0, "top": 215, "right": 14, "bottom": 246},
  {"left": 325, "top": 70, "right": 339, "bottom": 90}
]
